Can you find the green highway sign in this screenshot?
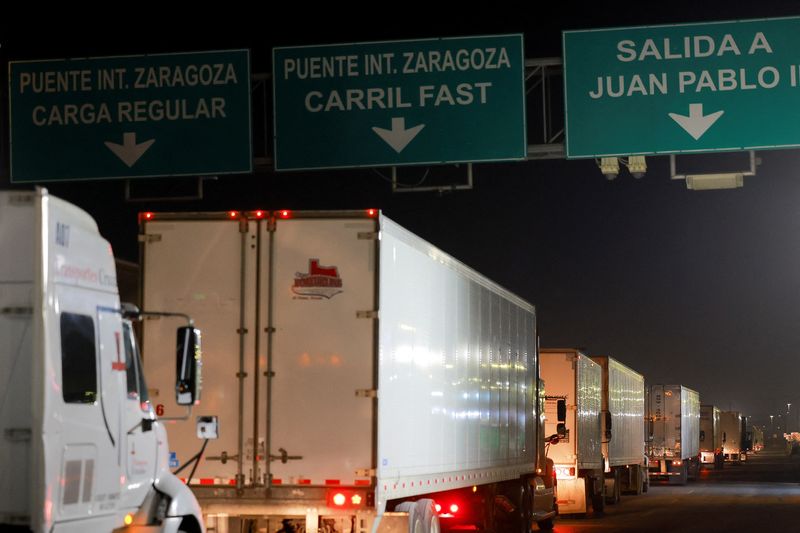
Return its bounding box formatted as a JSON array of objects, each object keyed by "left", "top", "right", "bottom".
[
  {"left": 273, "top": 35, "right": 526, "bottom": 171},
  {"left": 10, "top": 50, "right": 252, "bottom": 182},
  {"left": 563, "top": 16, "right": 800, "bottom": 158}
]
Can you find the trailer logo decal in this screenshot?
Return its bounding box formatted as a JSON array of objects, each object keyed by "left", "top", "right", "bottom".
[{"left": 292, "top": 259, "right": 343, "bottom": 299}]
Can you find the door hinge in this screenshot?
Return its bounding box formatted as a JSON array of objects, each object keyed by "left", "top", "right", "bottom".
[
  {"left": 357, "top": 310, "right": 379, "bottom": 319},
  {"left": 138, "top": 234, "right": 162, "bottom": 243},
  {"left": 1, "top": 307, "right": 32, "bottom": 316},
  {"left": 355, "top": 468, "right": 376, "bottom": 477},
  {"left": 356, "top": 389, "right": 377, "bottom": 398},
  {"left": 4, "top": 428, "right": 31, "bottom": 442},
  {"left": 358, "top": 232, "right": 379, "bottom": 240}
]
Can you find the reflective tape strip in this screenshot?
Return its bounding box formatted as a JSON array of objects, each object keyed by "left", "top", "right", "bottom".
[
  {"left": 325, "top": 480, "right": 341, "bottom": 485},
  {"left": 272, "top": 479, "right": 282, "bottom": 485},
  {"left": 354, "top": 480, "right": 371, "bottom": 486}
]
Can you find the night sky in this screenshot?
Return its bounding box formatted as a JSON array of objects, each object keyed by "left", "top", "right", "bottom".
[{"left": 3, "top": 3, "right": 800, "bottom": 428}]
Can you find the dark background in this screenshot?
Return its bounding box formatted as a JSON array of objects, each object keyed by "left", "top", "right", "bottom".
[{"left": 3, "top": 3, "right": 800, "bottom": 429}]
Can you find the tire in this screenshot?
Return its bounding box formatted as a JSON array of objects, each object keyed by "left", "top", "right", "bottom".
[
  {"left": 415, "top": 499, "right": 440, "bottom": 533},
  {"left": 605, "top": 470, "right": 621, "bottom": 504},
  {"left": 590, "top": 479, "right": 605, "bottom": 515},
  {"left": 537, "top": 517, "right": 555, "bottom": 530},
  {"left": 634, "top": 466, "right": 644, "bottom": 496},
  {"left": 493, "top": 480, "right": 530, "bottom": 533},
  {"left": 396, "top": 501, "right": 423, "bottom": 533}
]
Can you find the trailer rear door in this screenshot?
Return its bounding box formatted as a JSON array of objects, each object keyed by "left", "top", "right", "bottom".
[{"left": 268, "top": 215, "right": 377, "bottom": 486}]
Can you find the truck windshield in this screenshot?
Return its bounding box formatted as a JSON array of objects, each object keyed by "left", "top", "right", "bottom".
[{"left": 123, "top": 320, "right": 150, "bottom": 409}]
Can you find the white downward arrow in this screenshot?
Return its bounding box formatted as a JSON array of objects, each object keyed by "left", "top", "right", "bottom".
[
  {"left": 668, "top": 104, "right": 724, "bottom": 141},
  {"left": 104, "top": 132, "right": 155, "bottom": 167},
  {"left": 372, "top": 117, "right": 425, "bottom": 153}
]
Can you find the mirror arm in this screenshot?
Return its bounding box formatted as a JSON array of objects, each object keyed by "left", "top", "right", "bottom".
[
  {"left": 158, "top": 405, "right": 193, "bottom": 422},
  {"left": 137, "top": 310, "right": 194, "bottom": 327}
]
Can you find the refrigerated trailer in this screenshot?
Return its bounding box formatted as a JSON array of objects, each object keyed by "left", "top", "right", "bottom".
[
  {"left": 699, "top": 405, "right": 723, "bottom": 469},
  {"left": 539, "top": 349, "right": 604, "bottom": 516},
  {"left": 590, "top": 356, "right": 647, "bottom": 502},
  {"left": 647, "top": 385, "right": 700, "bottom": 485},
  {"left": 140, "top": 209, "right": 556, "bottom": 533},
  {"left": 720, "top": 411, "right": 745, "bottom": 464},
  {"left": 0, "top": 189, "right": 204, "bottom": 533}
]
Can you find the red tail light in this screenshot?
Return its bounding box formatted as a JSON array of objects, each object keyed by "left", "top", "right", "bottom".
[
  {"left": 141, "top": 212, "right": 154, "bottom": 221},
  {"left": 366, "top": 208, "right": 378, "bottom": 217},
  {"left": 434, "top": 503, "right": 442, "bottom": 513},
  {"left": 228, "top": 211, "right": 239, "bottom": 219},
  {"left": 278, "top": 210, "right": 292, "bottom": 219},
  {"left": 253, "top": 210, "right": 266, "bottom": 219},
  {"left": 326, "top": 489, "right": 365, "bottom": 509},
  {"left": 449, "top": 504, "right": 459, "bottom": 514}
]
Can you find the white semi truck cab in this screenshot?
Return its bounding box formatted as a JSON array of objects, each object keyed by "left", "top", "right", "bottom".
[{"left": 0, "top": 189, "right": 205, "bottom": 533}]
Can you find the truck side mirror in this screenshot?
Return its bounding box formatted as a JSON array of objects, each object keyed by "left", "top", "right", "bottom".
[
  {"left": 557, "top": 399, "right": 567, "bottom": 423},
  {"left": 604, "top": 411, "right": 612, "bottom": 440},
  {"left": 176, "top": 326, "right": 202, "bottom": 405},
  {"left": 556, "top": 423, "right": 567, "bottom": 439}
]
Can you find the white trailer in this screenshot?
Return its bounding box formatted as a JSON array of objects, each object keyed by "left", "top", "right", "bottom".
[
  {"left": 590, "top": 356, "right": 647, "bottom": 502},
  {"left": 0, "top": 189, "right": 204, "bottom": 533},
  {"left": 647, "top": 385, "right": 700, "bottom": 485},
  {"left": 699, "top": 405, "right": 723, "bottom": 469},
  {"left": 140, "top": 209, "right": 556, "bottom": 533},
  {"left": 539, "top": 349, "right": 604, "bottom": 516},
  {"left": 720, "top": 411, "right": 745, "bottom": 464}
]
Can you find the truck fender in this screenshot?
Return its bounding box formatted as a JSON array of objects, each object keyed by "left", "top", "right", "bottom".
[
  {"left": 152, "top": 421, "right": 205, "bottom": 529},
  {"left": 154, "top": 473, "right": 206, "bottom": 530}
]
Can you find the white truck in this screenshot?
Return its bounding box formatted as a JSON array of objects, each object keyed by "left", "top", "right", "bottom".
[
  {"left": 590, "top": 356, "right": 647, "bottom": 502},
  {"left": 720, "top": 411, "right": 745, "bottom": 464},
  {"left": 139, "top": 209, "right": 557, "bottom": 533},
  {"left": 539, "top": 349, "right": 605, "bottom": 516},
  {"left": 646, "top": 385, "right": 700, "bottom": 485},
  {"left": 699, "top": 405, "right": 723, "bottom": 469},
  {"left": 0, "top": 189, "right": 205, "bottom": 533},
  {"left": 749, "top": 425, "right": 764, "bottom": 453}
]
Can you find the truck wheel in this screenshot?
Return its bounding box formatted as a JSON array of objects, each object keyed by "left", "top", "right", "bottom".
[
  {"left": 590, "top": 479, "right": 605, "bottom": 515},
  {"left": 396, "top": 502, "right": 423, "bottom": 533},
  {"left": 634, "top": 466, "right": 644, "bottom": 495},
  {"left": 605, "top": 470, "right": 620, "bottom": 504},
  {"left": 537, "top": 517, "right": 555, "bottom": 530},
  {"left": 415, "top": 499, "right": 440, "bottom": 533}
]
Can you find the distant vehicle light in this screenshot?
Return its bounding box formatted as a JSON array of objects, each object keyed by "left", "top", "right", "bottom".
[
  {"left": 124, "top": 514, "right": 134, "bottom": 526},
  {"left": 228, "top": 211, "right": 238, "bottom": 219},
  {"left": 351, "top": 494, "right": 362, "bottom": 505},
  {"left": 367, "top": 208, "right": 378, "bottom": 217},
  {"left": 449, "top": 503, "right": 459, "bottom": 514},
  {"left": 254, "top": 210, "right": 265, "bottom": 219},
  {"left": 435, "top": 503, "right": 442, "bottom": 513},
  {"left": 142, "top": 212, "right": 154, "bottom": 221},
  {"left": 673, "top": 460, "right": 682, "bottom": 466},
  {"left": 333, "top": 493, "right": 346, "bottom": 506},
  {"left": 279, "top": 210, "right": 291, "bottom": 219}
]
